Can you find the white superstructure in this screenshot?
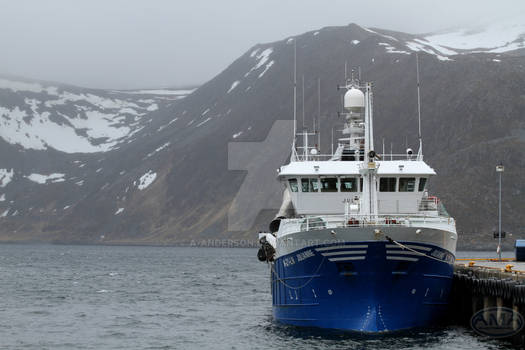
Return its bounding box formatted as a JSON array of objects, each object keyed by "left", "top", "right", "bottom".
[{"left": 265, "top": 78, "right": 457, "bottom": 258}]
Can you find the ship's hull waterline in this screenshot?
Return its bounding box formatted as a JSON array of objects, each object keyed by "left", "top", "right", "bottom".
[{"left": 270, "top": 227, "right": 456, "bottom": 332}]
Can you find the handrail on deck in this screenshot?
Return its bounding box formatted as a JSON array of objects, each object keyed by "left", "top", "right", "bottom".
[
  {"left": 279, "top": 213, "right": 453, "bottom": 234},
  {"left": 291, "top": 153, "right": 423, "bottom": 162}
]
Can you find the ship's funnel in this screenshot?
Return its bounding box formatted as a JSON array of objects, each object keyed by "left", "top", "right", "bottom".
[{"left": 344, "top": 87, "right": 365, "bottom": 110}]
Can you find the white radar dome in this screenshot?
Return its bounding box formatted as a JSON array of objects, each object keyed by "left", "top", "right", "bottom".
[{"left": 344, "top": 88, "right": 365, "bottom": 110}]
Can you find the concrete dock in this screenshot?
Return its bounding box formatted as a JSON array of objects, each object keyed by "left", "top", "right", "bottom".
[
  {"left": 451, "top": 258, "right": 525, "bottom": 345},
  {"left": 456, "top": 258, "right": 525, "bottom": 272}
]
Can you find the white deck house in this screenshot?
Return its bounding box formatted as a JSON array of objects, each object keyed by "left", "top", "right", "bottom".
[{"left": 279, "top": 160, "right": 436, "bottom": 216}]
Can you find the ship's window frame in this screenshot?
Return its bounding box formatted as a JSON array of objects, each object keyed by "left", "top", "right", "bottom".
[
  {"left": 320, "top": 177, "right": 338, "bottom": 192},
  {"left": 301, "top": 178, "right": 319, "bottom": 192},
  {"left": 379, "top": 177, "right": 397, "bottom": 192},
  {"left": 288, "top": 178, "right": 298, "bottom": 192},
  {"left": 340, "top": 177, "right": 358, "bottom": 192},
  {"left": 418, "top": 177, "right": 427, "bottom": 192},
  {"left": 399, "top": 177, "right": 416, "bottom": 192}
]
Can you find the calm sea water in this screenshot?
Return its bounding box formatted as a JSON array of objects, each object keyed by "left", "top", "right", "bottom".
[{"left": 0, "top": 244, "right": 514, "bottom": 349}]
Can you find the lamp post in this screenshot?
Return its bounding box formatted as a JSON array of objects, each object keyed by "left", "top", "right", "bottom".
[{"left": 496, "top": 163, "right": 504, "bottom": 261}]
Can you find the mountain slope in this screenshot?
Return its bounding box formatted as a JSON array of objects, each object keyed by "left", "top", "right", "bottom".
[{"left": 0, "top": 22, "right": 524, "bottom": 249}]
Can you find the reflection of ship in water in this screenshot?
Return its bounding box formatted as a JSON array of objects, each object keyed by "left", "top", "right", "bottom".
[{"left": 257, "top": 72, "right": 457, "bottom": 332}]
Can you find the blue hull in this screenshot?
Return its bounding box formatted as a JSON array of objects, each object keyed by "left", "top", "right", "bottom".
[{"left": 271, "top": 241, "right": 455, "bottom": 332}]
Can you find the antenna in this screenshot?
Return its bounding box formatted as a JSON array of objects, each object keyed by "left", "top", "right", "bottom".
[
  {"left": 331, "top": 126, "right": 334, "bottom": 155},
  {"left": 382, "top": 138, "right": 385, "bottom": 156},
  {"left": 302, "top": 75, "right": 305, "bottom": 129},
  {"left": 358, "top": 66, "right": 361, "bottom": 81},
  {"left": 318, "top": 77, "right": 321, "bottom": 150},
  {"left": 318, "top": 113, "right": 321, "bottom": 152},
  {"left": 293, "top": 40, "right": 297, "bottom": 151},
  {"left": 344, "top": 61, "right": 348, "bottom": 82},
  {"left": 416, "top": 53, "right": 423, "bottom": 158},
  {"left": 318, "top": 77, "right": 321, "bottom": 120}
]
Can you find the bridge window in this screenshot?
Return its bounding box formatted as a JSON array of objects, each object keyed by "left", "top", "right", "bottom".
[
  {"left": 340, "top": 177, "right": 357, "bottom": 192},
  {"left": 399, "top": 177, "right": 416, "bottom": 192},
  {"left": 288, "top": 179, "right": 298, "bottom": 192},
  {"left": 321, "top": 178, "right": 338, "bottom": 192},
  {"left": 418, "top": 178, "right": 427, "bottom": 192},
  {"left": 301, "top": 178, "right": 319, "bottom": 192},
  {"left": 380, "top": 177, "right": 396, "bottom": 192}
]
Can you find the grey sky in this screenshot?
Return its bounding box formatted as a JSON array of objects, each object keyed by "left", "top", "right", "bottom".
[{"left": 1, "top": 0, "right": 524, "bottom": 89}]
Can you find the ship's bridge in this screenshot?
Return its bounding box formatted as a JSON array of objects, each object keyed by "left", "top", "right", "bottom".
[{"left": 278, "top": 160, "right": 436, "bottom": 215}]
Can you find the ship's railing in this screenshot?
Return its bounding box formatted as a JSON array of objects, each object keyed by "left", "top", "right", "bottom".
[
  {"left": 418, "top": 198, "right": 450, "bottom": 217},
  {"left": 292, "top": 154, "right": 336, "bottom": 161},
  {"left": 291, "top": 153, "right": 423, "bottom": 162},
  {"left": 378, "top": 154, "right": 424, "bottom": 161},
  {"left": 278, "top": 213, "right": 454, "bottom": 235}
]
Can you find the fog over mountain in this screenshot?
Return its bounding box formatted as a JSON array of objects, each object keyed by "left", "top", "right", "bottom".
[
  {"left": 1, "top": 0, "right": 524, "bottom": 89},
  {"left": 0, "top": 20, "right": 524, "bottom": 249}
]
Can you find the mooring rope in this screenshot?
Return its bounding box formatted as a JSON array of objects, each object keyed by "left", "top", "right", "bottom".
[
  {"left": 269, "top": 256, "right": 326, "bottom": 290},
  {"left": 385, "top": 235, "right": 451, "bottom": 264}
]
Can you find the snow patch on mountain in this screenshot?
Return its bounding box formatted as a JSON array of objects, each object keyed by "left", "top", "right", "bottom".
[
  {"left": 245, "top": 48, "right": 274, "bottom": 77},
  {"left": 0, "top": 169, "right": 14, "bottom": 187},
  {"left": 423, "top": 19, "right": 525, "bottom": 52},
  {"left": 361, "top": 26, "right": 398, "bottom": 42},
  {"left": 0, "top": 78, "right": 58, "bottom": 95},
  {"left": 43, "top": 91, "right": 140, "bottom": 109},
  {"left": 137, "top": 171, "right": 156, "bottom": 190},
  {"left": 146, "top": 104, "right": 159, "bottom": 111},
  {"left": 405, "top": 41, "right": 452, "bottom": 61},
  {"left": 146, "top": 142, "right": 170, "bottom": 158},
  {"left": 26, "top": 173, "right": 65, "bottom": 184},
  {"left": 117, "top": 89, "right": 195, "bottom": 96},
  {"left": 157, "top": 117, "right": 178, "bottom": 132},
  {"left": 258, "top": 61, "right": 274, "bottom": 78},
  {"left": 227, "top": 81, "right": 240, "bottom": 93},
  {"left": 0, "top": 104, "right": 128, "bottom": 153},
  {"left": 378, "top": 43, "right": 410, "bottom": 55},
  {"left": 196, "top": 117, "right": 212, "bottom": 127},
  {"left": 365, "top": 19, "right": 525, "bottom": 60},
  {"left": 0, "top": 78, "right": 168, "bottom": 153}
]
